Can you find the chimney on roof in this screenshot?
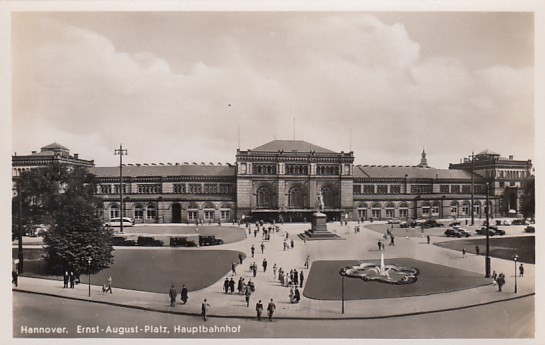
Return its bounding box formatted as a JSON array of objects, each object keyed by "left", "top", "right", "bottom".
[
  {"left": 32, "top": 151, "right": 37, "bottom": 154},
  {"left": 463, "top": 158, "right": 467, "bottom": 163},
  {"left": 74, "top": 153, "right": 79, "bottom": 159},
  {"left": 509, "top": 155, "right": 513, "bottom": 160}
]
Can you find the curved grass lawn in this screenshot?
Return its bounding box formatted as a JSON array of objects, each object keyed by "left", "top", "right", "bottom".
[
  {"left": 303, "top": 258, "right": 490, "bottom": 300},
  {"left": 17, "top": 248, "right": 243, "bottom": 293},
  {"left": 434, "top": 236, "right": 535, "bottom": 264}
]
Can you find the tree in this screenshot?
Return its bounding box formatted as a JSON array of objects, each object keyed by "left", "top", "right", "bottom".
[
  {"left": 520, "top": 177, "right": 535, "bottom": 220},
  {"left": 13, "top": 164, "right": 114, "bottom": 275}
]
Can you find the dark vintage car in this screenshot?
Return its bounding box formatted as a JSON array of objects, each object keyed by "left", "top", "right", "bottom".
[
  {"left": 198, "top": 235, "right": 224, "bottom": 246},
  {"left": 444, "top": 228, "right": 471, "bottom": 238},
  {"left": 170, "top": 236, "right": 198, "bottom": 247},
  {"left": 477, "top": 226, "right": 506, "bottom": 236},
  {"left": 422, "top": 219, "right": 444, "bottom": 228},
  {"left": 524, "top": 226, "right": 535, "bottom": 233},
  {"left": 111, "top": 236, "right": 136, "bottom": 246},
  {"left": 511, "top": 219, "right": 528, "bottom": 225},
  {"left": 137, "top": 236, "right": 164, "bottom": 247},
  {"left": 449, "top": 221, "right": 462, "bottom": 228}
]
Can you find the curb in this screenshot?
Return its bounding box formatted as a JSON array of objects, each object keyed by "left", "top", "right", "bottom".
[{"left": 13, "top": 288, "right": 535, "bottom": 321}]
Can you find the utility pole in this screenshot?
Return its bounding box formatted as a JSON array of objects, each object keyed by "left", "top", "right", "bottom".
[
  {"left": 114, "top": 144, "right": 128, "bottom": 233},
  {"left": 485, "top": 182, "right": 491, "bottom": 278},
  {"left": 470, "top": 152, "right": 475, "bottom": 226}
]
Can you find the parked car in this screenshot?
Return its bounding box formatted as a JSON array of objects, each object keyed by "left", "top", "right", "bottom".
[
  {"left": 422, "top": 219, "right": 444, "bottom": 228},
  {"left": 444, "top": 228, "right": 471, "bottom": 238},
  {"left": 170, "top": 236, "right": 198, "bottom": 247},
  {"left": 111, "top": 236, "right": 136, "bottom": 246},
  {"left": 511, "top": 219, "right": 528, "bottom": 225},
  {"left": 524, "top": 226, "right": 535, "bottom": 233},
  {"left": 477, "top": 226, "right": 506, "bottom": 236},
  {"left": 137, "top": 236, "right": 163, "bottom": 246},
  {"left": 199, "top": 235, "right": 224, "bottom": 246},
  {"left": 399, "top": 221, "right": 409, "bottom": 228},
  {"left": 109, "top": 217, "right": 134, "bottom": 227},
  {"left": 387, "top": 218, "right": 401, "bottom": 224}
]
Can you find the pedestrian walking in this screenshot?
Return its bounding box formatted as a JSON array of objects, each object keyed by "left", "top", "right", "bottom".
[
  {"left": 232, "top": 262, "right": 237, "bottom": 275},
  {"left": 462, "top": 247, "right": 466, "bottom": 258},
  {"left": 262, "top": 258, "right": 268, "bottom": 272},
  {"left": 169, "top": 285, "right": 177, "bottom": 307},
  {"left": 389, "top": 235, "right": 395, "bottom": 246},
  {"left": 261, "top": 242, "right": 265, "bottom": 254},
  {"left": 252, "top": 262, "right": 257, "bottom": 277},
  {"left": 63, "top": 271, "right": 69, "bottom": 288},
  {"left": 305, "top": 255, "right": 310, "bottom": 269},
  {"left": 12, "top": 269, "right": 18, "bottom": 287},
  {"left": 492, "top": 271, "right": 498, "bottom": 286},
  {"left": 289, "top": 287, "right": 295, "bottom": 303},
  {"left": 299, "top": 270, "right": 304, "bottom": 288},
  {"left": 102, "top": 276, "right": 113, "bottom": 294},
  {"left": 223, "top": 278, "right": 229, "bottom": 293},
  {"left": 251, "top": 245, "right": 255, "bottom": 257},
  {"left": 294, "top": 287, "right": 301, "bottom": 303},
  {"left": 69, "top": 271, "right": 75, "bottom": 288},
  {"left": 427, "top": 234, "right": 430, "bottom": 244},
  {"left": 254, "top": 229, "right": 257, "bottom": 237},
  {"left": 181, "top": 284, "right": 188, "bottom": 304},
  {"left": 256, "top": 300, "right": 264, "bottom": 321},
  {"left": 496, "top": 273, "right": 505, "bottom": 292},
  {"left": 267, "top": 299, "right": 276, "bottom": 321},
  {"left": 273, "top": 263, "right": 277, "bottom": 278},
  {"left": 238, "top": 253, "right": 244, "bottom": 265},
  {"left": 290, "top": 238, "right": 294, "bottom": 249},
  {"left": 201, "top": 299, "right": 211, "bottom": 321},
  {"left": 377, "top": 240, "right": 382, "bottom": 251},
  {"left": 245, "top": 287, "right": 252, "bottom": 307},
  {"left": 283, "top": 240, "right": 288, "bottom": 251},
  {"left": 229, "top": 278, "right": 235, "bottom": 294},
  {"left": 519, "top": 263, "right": 524, "bottom": 277},
  {"left": 475, "top": 245, "right": 480, "bottom": 256}
]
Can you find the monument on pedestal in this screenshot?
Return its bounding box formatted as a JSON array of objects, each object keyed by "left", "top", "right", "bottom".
[{"left": 299, "top": 191, "right": 344, "bottom": 241}]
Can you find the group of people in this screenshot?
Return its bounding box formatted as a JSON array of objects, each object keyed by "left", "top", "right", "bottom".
[
  {"left": 277, "top": 268, "right": 304, "bottom": 288},
  {"left": 168, "top": 284, "right": 189, "bottom": 307}
]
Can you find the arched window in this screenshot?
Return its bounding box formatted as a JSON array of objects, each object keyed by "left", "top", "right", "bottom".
[
  {"left": 288, "top": 186, "right": 303, "bottom": 209},
  {"left": 385, "top": 202, "right": 395, "bottom": 219},
  {"left": 134, "top": 204, "right": 144, "bottom": 220},
  {"left": 321, "top": 186, "right": 334, "bottom": 208},
  {"left": 257, "top": 186, "right": 272, "bottom": 208},
  {"left": 187, "top": 202, "right": 199, "bottom": 221},
  {"left": 422, "top": 202, "right": 431, "bottom": 217},
  {"left": 450, "top": 201, "right": 459, "bottom": 216},
  {"left": 462, "top": 202, "right": 470, "bottom": 216},
  {"left": 399, "top": 202, "right": 409, "bottom": 219},
  {"left": 431, "top": 202, "right": 440, "bottom": 216},
  {"left": 203, "top": 202, "right": 215, "bottom": 221},
  {"left": 146, "top": 204, "right": 156, "bottom": 220},
  {"left": 109, "top": 204, "right": 119, "bottom": 219}
]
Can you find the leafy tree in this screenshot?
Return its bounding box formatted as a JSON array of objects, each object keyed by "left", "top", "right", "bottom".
[
  {"left": 520, "top": 177, "right": 535, "bottom": 220},
  {"left": 13, "top": 164, "right": 114, "bottom": 275}
]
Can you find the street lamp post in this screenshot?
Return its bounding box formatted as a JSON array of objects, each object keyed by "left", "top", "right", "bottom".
[
  {"left": 114, "top": 145, "right": 128, "bottom": 233},
  {"left": 87, "top": 257, "right": 92, "bottom": 297},
  {"left": 17, "top": 180, "right": 24, "bottom": 273},
  {"left": 513, "top": 254, "right": 519, "bottom": 293},
  {"left": 485, "top": 182, "right": 491, "bottom": 278},
  {"left": 339, "top": 268, "right": 346, "bottom": 314}
]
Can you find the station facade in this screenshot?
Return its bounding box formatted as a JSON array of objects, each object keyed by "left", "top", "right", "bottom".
[{"left": 12, "top": 141, "right": 533, "bottom": 224}]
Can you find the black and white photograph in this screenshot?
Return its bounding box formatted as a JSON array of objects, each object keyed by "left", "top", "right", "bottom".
[{"left": 2, "top": 0, "right": 543, "bottom": 343}]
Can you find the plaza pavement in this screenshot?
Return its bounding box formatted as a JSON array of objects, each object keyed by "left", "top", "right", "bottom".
[{"left": 13, "top": 221, "right": 535, "bottom": 320}]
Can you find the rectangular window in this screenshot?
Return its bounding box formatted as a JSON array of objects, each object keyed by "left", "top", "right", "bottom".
[
  {"left": 134, "top": 207, "right": 143, "bottom": 220},
  {"left": 462, "top": 204, "right": 469, "bottom": 215},
  {"left": 399, "top": 209, "right": 408, "bottom": 219},
  {"left": 431, "top": 205, "right": 439, "bottom": 215},
  {"left": 220, "top": 210, "right": 230, "bottom": 220},
  {"left": 422, "top": 206, "right": 430, "bottom": 216},
  {"left": 451, "top": 205, "right": 458, "bottom": 215},
  {"left": 188, "top": 211, "right": 198, "bottom": 220},
  {"left": 451, "top": 185, "right": 460, "bottom": 194},
  {"left": 462, "top": 185, "right": 471, "bottom": 194},
  {"left": 385, "top": 209, "right": 395, "bottom": 218},
  {"left": 137, "top": 184, "right": 161, "bottom": 194},
  {"left": 173, "top": 184, "right": 186, "bottom": 193},
  {"left": 377, "top": 185, "right": 388, "bottom": 194},
  {"left": 390, "top": 185, "right": 401, "bottom": 194},
  {"left": 353, "top": 185, "right": 362, "bottom": 194},
  {"left": 357, "top": 209, "right": 367, "bottom": 220},
  {"left": 411, "top": 185, "right": 432, "bottom": 194},
  {"left": 440, "top": 185, "right": 449, "bottom": 194},
  {"left": 363, "top": 185, "right": 374, "bottom": 194},
  {"left": 204, "top": 211, "right": 214, "bottom": 220},
  {"left": 499, "top": 181, "right": 505, "bottom": 187},
  {"left": 371, "top": 209, "right": 381, "bottom": 219}
]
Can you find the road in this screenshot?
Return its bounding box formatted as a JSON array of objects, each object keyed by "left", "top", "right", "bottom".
[{"left": 13, "top": 291, "right": 534, "bottom": 338}]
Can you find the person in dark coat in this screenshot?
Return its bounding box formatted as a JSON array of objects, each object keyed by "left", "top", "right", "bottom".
[
  {"left": 262, "top": 258, "right": 268, "bottom": 272},
  {"left": 294, "top": 288, "right": 301, "bottom": 303},
  {"left": 69, "top": 271, "right": 75, "bottom": 288},
  {"left": 299, "top": 271, "right": 304, "bottom": 288},
  {"left": 245, "top": 286, "right": 252, "bottom": 307},
  {"left": 475, "top": 245, "right": 480, "bottom": 256},
  {"left": 201, "top": 299, "right": 210, "bottom": 321},
  {"left": 238, "top": 253, "right": 244, "bottom": 265},
  {"left": 267, "top": 299, "right": 276, "bottom": 321},
  {"left": 251, "top": 245, "right": 255, "bottom": 257},
  {"left": 180, "top": 285, "right": 188, "bottom": 304},
  {"left": 290, "top": 238, "right": 294, "bottom": 248},
  {"left": 496, "top": 273, "right": 505, "bottom": 292},
  {"left": 223, "top": 278, "right": 229, "bottom": 293},
  {"left": 12, "top": 269, "right": 18, "bottom": 287},
  {"left": 261, "top": 242, "right": 265, "bottom": 254},
  {"left": 169, "top": 285, "right": 177, "bottom": 307},
  {"left": 229, "top": 278, "right": 235, "bottom": 294},
  {"left": 427, "top": 235, "right": 431, "bottom": 244},
  {"left": 256, "top": 300, "right": 264, "bottom": 321},
  {"left": 63, "top": 271, "right": 69, "bottom": 288},
  {"left": 519, "top": 264, "right": 524, "bottom": 277},
  {"left": 377, "top": 240, "right": 382, "bottom": 251},
  {"left": 293, "top": 269, "right": 298, "bottom": 286}
]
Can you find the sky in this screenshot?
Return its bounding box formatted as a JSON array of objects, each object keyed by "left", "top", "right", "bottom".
[{"left": 11, "top": 11, "right": 535, "bottom": 168}]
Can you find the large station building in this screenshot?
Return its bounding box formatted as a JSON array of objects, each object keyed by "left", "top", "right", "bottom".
[{"left": 12, "top": 141, "right": 533, "bottom": 224}]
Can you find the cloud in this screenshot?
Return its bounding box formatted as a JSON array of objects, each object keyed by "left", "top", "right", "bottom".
[{"left": 12, "top": 13, "right": 533, "bottom": 167}]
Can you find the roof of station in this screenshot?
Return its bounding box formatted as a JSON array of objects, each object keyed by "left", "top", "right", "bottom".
[
  {"left": 251, "top": 140, "right": 336, "bottom": 153},
  {"left": 354, "top": 165, "right": 477, "bottom": 179},
  {"left": 89, "top": 164, "right": 235, "bottom": 178}
]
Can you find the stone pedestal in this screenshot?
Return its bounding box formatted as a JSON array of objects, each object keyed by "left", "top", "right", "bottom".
[{"left": 299, "top": 212, "right": 344, "bottom": 241}]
